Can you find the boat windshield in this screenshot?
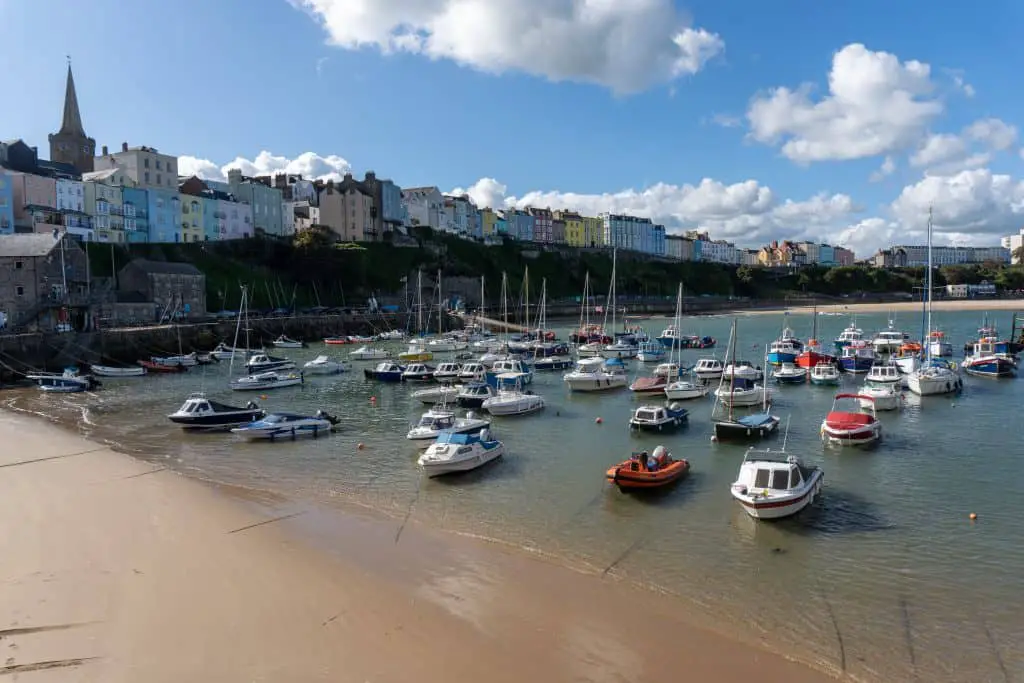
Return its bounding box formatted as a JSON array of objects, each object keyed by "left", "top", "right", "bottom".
[
  {"left": 420, "top": 415, "right": 453, "bottom": 428},
  {"left": 636, "top": 409, "right": 662, "bottom": 421}
]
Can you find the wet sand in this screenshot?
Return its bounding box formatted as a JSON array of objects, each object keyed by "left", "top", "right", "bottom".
[{"left": 0, "top": 410, "right": 840, "bottom": 683}]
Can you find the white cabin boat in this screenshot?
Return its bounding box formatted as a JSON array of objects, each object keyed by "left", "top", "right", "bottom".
[
  {"left": 563, "top": 357, "right": 628, "bottom": 392},
  {"left": 167, "top": 392, "right": 265, "bottom": 430},
  {"left": 427, "top": 337, "right": 468, "bottom": 352},
  {"left": 809, "top": 362, "right": 840, "bottom": 385},
  {"left": 457, "top": 362, "right": 487, "bottom": 381},
  {"left": 482, "top": 374, "right": 545, "bottom": 416},
  {"left": 411, "top": 384, "right": 462, "bottom": 405},
  {"left": 693, "top": 357, "right": 724, "bottom": 380},
  {"left": 417, "top": 429, "right": 504, "bottom": 477},
  {"left": 152, "top": 352, "right": 198, "bottom": 368},
  {"left": 730, "top": 448, "right": 823, "bottom": 520},
  {"left": 401, "top": 363, "right": 435, "bottom": 382},
  {"left": 872, "top": 324, "right": 909, "bottom": 356},
  {"left": 771, "top": 362, "right": 807, "bottom": 384},
  {"left": 865, "top": 362, "right": 902, "bottom": 386},
  {"left": 859, "top": 381, "right": 900, "bottom": 411},
  {"left": 230, "top": 371, "right": 303, "bottom": 391},
  {"left": 456, "top": 382, "right": 497, "bottom": 408},
  {"left": 349, "top": 346, "right": 390, "bottom": 361},
  {"left": 302, "top": 355, "right": 348, "bottom": 375},
  {"left": 715, "top": 377, "right": 772, "bottom": 407},
  {"left": 245, "top": 353, "right": 295, "bottom": 374},
  {"left": 406, "top": 407, "right": 490, "bottom": 443},
  {"left": 272, "top": 335, "right": 304, "bottom": 349},
  {"left": 722, "top": 361, "right": 763, "bottom": 382},
  {"left": 490, "top": 358, "right": 533, "bottom": 385},
  {"left": 433, "top": 362, "right": 462, "bottom": 382},
  {"left": 664, "top": 373, "right": 708, "bottom": 401}
]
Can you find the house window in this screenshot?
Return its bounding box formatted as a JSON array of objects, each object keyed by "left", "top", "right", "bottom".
[
  {"left": 145, "top": 171, "right": 150, "bottom": 183},
  {"left": 156, "top": 173, "right": 162, "bottom": 185},
  {"left": 15, "top": 285, "right": 24, "bottom": 296},
  {"left": 144, "top": 158, "right": 150, "bottom": 168},
  {"left": 15, "top": 260, "right": 23, "bottom": 269},
  {"left": 156, "top": 160, "right": 162, "bottom": 170}
]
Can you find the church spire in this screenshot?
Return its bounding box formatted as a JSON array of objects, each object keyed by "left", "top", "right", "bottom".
[{"left": 59, "top": 58, "right": 86, "bottom": 138}]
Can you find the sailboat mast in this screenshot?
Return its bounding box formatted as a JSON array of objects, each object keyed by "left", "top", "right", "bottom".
[
  {"left": 416, "top": 270, "right": 423, "bottom": 335},
  {"left": 524, "top": 266, "right": 530, "bottom": 332},
  {"left": 728, "top": 321, "right": 737, "bottom": 422},
  {"left": 501, "top": 272, "right": 509, "bottom": 341},
  {"left": 437, "top": 269, "right": 443, "bottom": 335},
  {"left": 925, "top": 208, "right": 934, "bottom": 364},
  {"left": 229, "top": 286, "right": 246, "bottom": 379},
  {"left": 480, "top": 275, "right": 485, "bottom": 329}
]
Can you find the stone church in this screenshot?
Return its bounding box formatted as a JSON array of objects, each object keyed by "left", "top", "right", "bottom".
[{"left": 47, "top": 63, "right": 95, "bottom": 174}]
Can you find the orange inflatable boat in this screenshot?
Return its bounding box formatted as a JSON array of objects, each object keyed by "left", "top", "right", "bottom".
[{"left": 605, "top": 446, "right": 690, "bottom": 491}]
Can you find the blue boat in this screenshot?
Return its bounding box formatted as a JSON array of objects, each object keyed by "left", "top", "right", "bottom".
[
  {"left": 839, "top": 341, "right": 875, "bottom": 373},
  {"left": 961, "top": 338, "right": 1017, "bottom": 378},
  {"left": 767, "top": 326, "right": 803, "bottom": 365},
  {"left": 363, "top": 361, "right": 405, "bottom": 382},
  {"left": 636, "top": 341, "right": 666, "bottom": 362}
]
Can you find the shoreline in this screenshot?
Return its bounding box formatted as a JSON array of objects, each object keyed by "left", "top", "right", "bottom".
[
  {"left": 742, "top": 297, "right": 1024, "bottom": 317},
  {"left": 0, "top": 409, "right": 842, "bottom": 682}
]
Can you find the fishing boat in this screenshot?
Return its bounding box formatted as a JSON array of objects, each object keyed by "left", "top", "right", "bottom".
[
  {"left": 489, "top": 358, "right": 533, "bottom": 385},
  {"left": 767, "top": 323, "right": 803, "bottom": 365},
  {"left": 245, "top": 353, "right": 295, "bottom": 374},
  {"left": 90, "top": 364, "right": 146, "bottom": 377},
  {"left": 482, "top": 374, "right": 545, "bottom": 416},
  {"left": 433, "top": 362, "right": 462, "bottom": 383},
  {"left": 629, "top": 403, "right": 688, "bottom": 432},
  {"left": 167, "top": 392, "right": 265, "bottom": 430},
  {"left": 926, "top": 331, "right": 953, "bottom": 358},
  {"left": 411, "top": 384, "right": 461, "bottom": 405},
  {"left": 907, "top": 213, "right": 963, "bottom": 397},
  {"left": 730, "top": 446, "right": 823, "bottom": 520},
  {"left": 635, "top": 341, "right": 667, "bottom": 363},
  {"left": 230, "top": 371, "right": 303, "bottom": 392},
  {"left": 349, "top": 346, "right": 390, "bottom": 361},
  {"left": 961, "top": 337, "right": 1017, "bottom": 378},
  {"left": 406, "top": 407, "right": 490, "bottom": 443},
  {"left": 871, "top": 321, "right": 909, "bottom": 357},
  {"left": 137, "top": 359, "right": 188, "bottom": 373},
  {"left": 833, "top": 321, "right": 864, "bottom": 352},
  {"left": 456, "top": 382, "right": 497, "bottom": 408},
  {"left": 656, "top": 324, "right": 686, "bottom": 349},
  {"left": 363, "top": 361, "right": 405, "bottom": 382},
  {"left": 711, "top": 321, "right": 780, "bottom": 441},
  {"left": 865, "top": 362, "right": 902, "bottom": 387},
  {"left": 563, "top": 357, "right": 629, "bottom": 392},
  {"left": 534, "top": 356, "right": 574, "bottom": 371},
  {"left": 272, "top": 335, "right": 305, "bottom": 349},
  {"left": 809, "top": 362, "right": 840, "bottom": 385},
  {"left": 457, "top": 362, "right": 487, "bottom": 381},
  {"left": 401, "top": 363, "right": 435, "bottom": 382},
  {"left": 26, "top": 367, "right": 100, "bottom": 393},
  {"left": 693, "top": 357, "right": 724, "bottom": 381},
  {"left": 771, "top": 362, "right": 807, "bottom": 384},
  {"left": 821, "top": 394, "right": 881, "bottom": 446},
  {"left": 605, "top": 446, "right": 690, "bottom": 491},
  {"left": 839, "top": 341, "right": 876, "bottom": 374},
  {"left": 302, "top": 355, "right": 349, "bottom": 375},
  {"left": 417, "top": 429, "right": 504, "bottom": 477},
  {"left": 795, "top": 309, "right": 836, "bottom": 368},
  {"left": 859, "top": 382, "right": 900, "bottom": 411},
  {"left": 230, "top": 410, "right": 338, "bottom": 440}
]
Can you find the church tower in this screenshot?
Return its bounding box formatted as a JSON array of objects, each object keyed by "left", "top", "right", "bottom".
[{"left": 48, "top": 61, "right": 95, "bottom": 174}]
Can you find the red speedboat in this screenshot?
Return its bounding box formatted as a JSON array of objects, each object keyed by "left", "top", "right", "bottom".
[{"left": 821, "top": 393, "right": 881, "bottom": 446}]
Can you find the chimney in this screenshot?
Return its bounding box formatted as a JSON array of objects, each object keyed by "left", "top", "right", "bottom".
[
  {"left": 121, "top": 142, "right": 128, "bottom": 152},
  {"left": 101, "top": 145, "right": 108, "bottom": 156}
]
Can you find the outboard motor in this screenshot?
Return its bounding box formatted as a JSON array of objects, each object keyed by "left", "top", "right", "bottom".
[{"left": 246, "top": 401, "right": 258, "bottom": 409}]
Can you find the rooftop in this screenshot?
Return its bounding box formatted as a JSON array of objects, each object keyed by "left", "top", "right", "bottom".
[{"left": 0, "top": 233, "right": 63, "bottom": 257}]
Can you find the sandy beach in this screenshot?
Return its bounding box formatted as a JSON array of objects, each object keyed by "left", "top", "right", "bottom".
[
  {"left": 746, "top": 297, "right": 1024, "bottom": 317},
  {"left": 0, "top": 411, "right": 838, "bottom": 683}
]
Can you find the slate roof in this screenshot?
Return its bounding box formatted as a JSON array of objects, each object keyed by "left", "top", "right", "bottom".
[{"left": 0, "top": 233, "right": 62, "bottom": 258}]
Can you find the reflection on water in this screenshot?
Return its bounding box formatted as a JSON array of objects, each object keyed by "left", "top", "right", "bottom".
[{"left": 5, "top": 310, "right": 1024, "bottom": 682}]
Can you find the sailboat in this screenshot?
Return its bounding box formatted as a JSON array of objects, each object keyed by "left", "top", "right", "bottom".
[
  {"left": 712, "top": 320, "right": 780, "bottom": 441},
  {"left": 428, "top": 270, "right": 467, "bottom": 352},
  {"left": 534, "top": 279, "right": 573, "bottom": 371},
  {"left": 664, "top": 283, "right": 709, "bottom": 401},
  {"left": 795, "top": 306, "right": 836, "bottom": 368},
  {"left": 229, "top": 286, "right": 303, "bottom": 392},
  {"left": 906, "top": 209, "right": 963, "bottom": 396},
  {"left": 400, "top": 271, "right": 434, "bottom": 362},
  {"left": 602, "top": 249, "right": 638, "bottom": 359}
]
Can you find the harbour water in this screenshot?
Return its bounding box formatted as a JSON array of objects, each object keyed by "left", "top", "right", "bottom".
[{"left": 5, "top": 310, "right": 1022, "bottom": 683}]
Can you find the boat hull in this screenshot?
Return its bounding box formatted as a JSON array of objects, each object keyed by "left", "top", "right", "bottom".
[
  {"left": 961, "top": 357, "right": 1016, "bottom": 378},
  {"left": 90, "top": 365, "right": 146, "bottom": 377},
  {"left": 419, "top": 444, "right": 504, "bottom": 477},
  {"left": 732, "top": 472, "right": 823, "bottom": 520},
  {"left": 664, "top": 383, "right": 707, "bottom": 401},
  {"left": 169, "top": 410, "right": 266, "bottom": 430},
  {"left": 481, "top": 397, "right": 545, "bottom": 416},
  {"left": 232, "top": 421, "right": 333, "bottom": 440},
  {"left": 766, "top": 351, "right": 798, "bottom": 365},
  {"left": 564, "top": 376, "right": 628, "bottom": 392},
  {"left": 906, "top": 370, "right": 963, "bottom": 395},
  {"left": 629, "top": 415, "right": 687, "bottom": 432},
  {"left": 606, "top": 459, "right": 690, "bottom": 490},
  {"left": 839, "top": 357, "right": 873, "bottom": 373},
  {"left": 713, "top": 416, "right": 780, "bottom": 441}
]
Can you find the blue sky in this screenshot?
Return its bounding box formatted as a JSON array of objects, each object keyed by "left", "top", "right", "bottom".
[{"left": 2, "top": 0, "right": 1023, "bottom": 255}]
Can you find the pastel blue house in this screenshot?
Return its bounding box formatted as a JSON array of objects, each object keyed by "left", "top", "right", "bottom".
[
  {"left": 147, "top": 188, "right": 180, "bottom": 243},
  {"left": 819, "top": 244, "right": 835, "bottom": 266},
  {"left": 504, "top": 210, "right": 534, "bottom": 241},
  {"left": 692, "top": 239, "right": 704, "bottom": 262},
  {"left": 0, "top": 172, "right": 14, "bottom": 235},
  {"left": 121, "top": 187, "right": 150, "bottom": 243},
  {"left": 495, "top": 216, "right": 508, "bottom": 236},
  {"left": 202, "top": 195, "right": 220, "bottom": 241}
]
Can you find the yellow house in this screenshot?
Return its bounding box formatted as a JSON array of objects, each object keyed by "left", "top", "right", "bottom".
[
  {"left": 480, "top": 207, "right": 499, "bottom": 236},
  {"left": 582, "top": 215, "right": 604, "bottom": 247},
  {"left": 180, "top": 194, "right": 205, "bottom": 243},
  {"left": 554, "top": 210, "right": 585, "bottom": 246}
]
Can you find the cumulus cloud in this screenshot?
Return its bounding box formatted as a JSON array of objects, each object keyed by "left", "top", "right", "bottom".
[
  {"left": 290, "top": 0, "right": 723, "bottom": 94},
  {"left": 178, "top": 151, "right": 352, "bottom": 183},
  {"left": 909, "top": 118, "right": 1018, "bottom": 175},
  {"left": 891, "top": 168, "right": 1024, "bottom": 236},
  {"left": 869, "top": 156, "right": 896, "bottom": 182},
  {"left": 747, "top": 43, "right": 944, "bottom": 163}
]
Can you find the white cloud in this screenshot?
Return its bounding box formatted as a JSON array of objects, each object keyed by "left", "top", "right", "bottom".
[
  {"left": 452, "top": 178, "right": 508, "bottom": 210},
  {"left": 710, "top": 113, "right": 742, "bottom": 128},
  {"left": 869, "top": 156, "right": 896, "bottom": 182},
  {"left": 747, "top": 43, "right": 943, "bottom": 162},
  {"left": 177, "top": 151, "right": 352, "bottom": 183},
  {"left": 909, "top": 118, "right": 1018, "bottom": 175},
  {"left": 290, "top": 0, "right": 723, "bottom": 94},
  {"left": 891, "top": 168, "right": 1024, "bottom": 238}
]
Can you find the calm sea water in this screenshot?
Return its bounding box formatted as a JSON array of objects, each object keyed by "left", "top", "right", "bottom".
[{"left": 5, "top": 310, "right": 1023, "bottom": 682}]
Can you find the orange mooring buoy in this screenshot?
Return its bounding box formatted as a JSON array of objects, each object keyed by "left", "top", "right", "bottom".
[
  {"left": 595, "top": 417, "right": 603, "bottom": 424},
  {"left": 969, "top": 512, "right": 978, "bottom": 521},
  {"left": 357, "top": 442, "right": 365, "bottom": 450}
]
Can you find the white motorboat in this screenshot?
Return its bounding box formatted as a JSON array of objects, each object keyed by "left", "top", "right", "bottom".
[
  {"left": 433, "top": 362, "right": 462, "bottom": 383},
  {"left": 230, "top": 410, "right": 338, "bottom": 440},
  {"left": 771, "top": 362, "right": 807, "bottom": 384},
  {"left": 730, "top": 447, "right": 823, "bottom": 520},
  {"left": 821, "top": 393, "right": 881, "bottom": 446},
  {"left": 809, "top": 362, "right": 840, "bottom": 385},
  {"left": 629, "top": 403, "right": 688, "bottom": 432},
  {"left": 302, "top": 355, "right": 349, "bottom": 375},
  {"left": 26, "top": 367, "right": 99, "bottom": 393},
  {"left": 406, "top": 408, "right": 490, "bottom": 443},
  {"left": 715, "top": 377, "right": 772, "bottom": 407},
  {"left": 926, "top": 331, "right": 954, "bottom": 358},
  {"left": 457, "top": 362, "right": 487, "bottom": 381},
  {"left": 411, "top": 384, "right": 462, "bottom": 404},
  {"left": 168, "top": 392, "right": 265, "bottom": 430},
  {"left": 635, "top": 341, "right": 666, "bottom": 363},
  {"left": 723, "top": 361, "right": 764, "bottom": 382},
  {"left": 693, "top": 357, "right": 724, "bottom": 380},
  {"left": 349, "top": 345, "right": 390, "bottom": 361},
  {"left": 272, "top": 335, "right": 305, "bottom": 349},
  {"left": 602, "top": 340, "right": 638, "bottom": 359},
  {"left": 482, "top": 374, "right": 545, "bottom": 416},
  {"left": 456, "top": 382, "right": 497, "bottom": 408},
  {"left": 490, "top": 358, "right": 533, "bottom": 385},
  {"left": 417, "top": 429, "right": 505, "bottom": 477},
  {"left": 230, "top": 371, "right": 304, "bottom": 391},
  {"left": 859, "top": 381, "right": 900, "bottom": 411},
  {"left": 871, "top": 323, "right": 909, "bottom": 356},
  {"left": 664, "top": 374, "right": 708, "bottom": 401},
  {"left": 245, "top": 352, "right": 295, "bottom": 374},
  {"left": 152, "top": 352, "right": 198, "bottom": 368},
  {"left": 90, "top": 364, "right": 146, "bottom": 377},
  {"left": 865, "top": 362, "right": 902, "bottom": 387},
  {"left": 377, "top": 329, "right": 404, "bottom": 341},
  {"left": 577, "top": 341, "right": 606, "bottom": 357},
  {"left": 563, "top": 357, "right": 629, "bottom": 392},
  {"left": 427, "top": 337, "right": 468, "bottom": 352},
  {"left": 402, "top": 363, "right": 435, "bottom": 382}
]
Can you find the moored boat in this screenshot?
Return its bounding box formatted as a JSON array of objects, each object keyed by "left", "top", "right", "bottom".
[
  {"left": 821, "top": 393, "right": 881, "bottom": 446},
  {"left": 730, "top": 447, "right": 823, "bottom": 520},
  {"left": 961, "top": 337, "right": 1017, "bottom": 378},
  {"left": 272, "top": 335, "right": 305, "bottom": 349},
  {"left": 628, "top": 403, "right": 688, "bottom": 432},
  {"left": 26, "top": 367, "right": 100, "bottom": 393},
  {"left": 417, "top": 429, "right": 504, "bottom": 477},
  {"left": 771, "top": 362, "right": 807, "bottom": 384},
  {"left": 865, "top": 362, "right": 902, "bottom": 387},
  {"left": 534, "top": 356, "right": 574, "bottom": 371},
  {"left": 406, "top": 408, "right": 490, "bottom": 443},
  {"left": 245, "top": 353, "right": 295, "bottom": 374},
  {"left": 302, "top": 355, "right": 349, "bottom": 375},
  {"left": 839, "top": 340, "right": 875, "bottom": 374},
  {"left": 230, "top": 410, "right": 338, "bottom": 440},
  {"left": 635, "top": 341, "right": 666, "bottom": 363},
  {"left": 859, "top": 381, "right": 900, "bottom": 411},
  {"left": 151, "top": 352, "right": 199, "bottom": 368},
  {"left": 433, "top": 362, "right": 462, "bottom": 383},
  {"left": 711, "top": 322, "right": 780, "bottom": 441},
  {"left": 767, "top": 326, "right": 803, "bottom": 366},
  {"left": 363, "top": 361, "right": 405, "bottom": 382},
  {"left": 349, "top": 345, "right": 390, "bottom": 361},
  {"left": 168, "top": 392, "right": 265, "bottom": 430},
  {"left": 137, "top": 359, "right": 188, "bottom": 373},
  {"left": 401, "top": 363, "right": 436, "bottom": 382},
  {"left": 481, "top": 374, "right": 545, "bottom": 416},
  {"left": 230, "top": 371, "right": 304, "bottom": 391},
  {"left": 809, "top": 362, "right": 840, "bottom": 385},
  {"left": 693, "top": 357, "right": 724, "bottom": 380},
  {"left": 563, "top": 357, "right": 628, "bottom": 392},
  {"left": 456, "top": 382, "right": 497, "bottom": 408},
  {"left": 833, "top": 321, "right": 864, "bottom": 352},
  {"left": 411, "top": 384, "right": 462, "bottom": 405},
  {"left": 90, "top": 364, "right": 146, "bottom": 377},
  {"left": 605, "top": 446, "right": 689, "bottom": 491}
]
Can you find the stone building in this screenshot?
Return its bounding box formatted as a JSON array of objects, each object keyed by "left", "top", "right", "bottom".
[
  {"left": 117, "top": 259, "right": 206, "bottom": 320},
  {"left": 48, "top": 63, "right": 96, "bottom": 175},
  {"left": 0, "top": 232, "right": 90, "bottom": 332}
]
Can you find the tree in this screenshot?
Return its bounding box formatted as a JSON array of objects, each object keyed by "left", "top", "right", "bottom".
[
  {"left": 294, "top": 224, "right": 334, "bottom": 251},
  {"left": 1013, "top": 246, "right": 1024, "bottom": 265}
]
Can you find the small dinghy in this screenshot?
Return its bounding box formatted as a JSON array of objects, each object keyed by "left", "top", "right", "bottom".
[
  {"left": 231, "top": 410, "right": 338, "bottom": 440},
  {"left": 302, "top": 355, "right": 349, "bottom": 375},
  {"left": 272, "top": 335, "right": 305, "bottom": 349},
  {"left": 629, "top": 403, "right": 688, "bottom": 432},
  {"left": 138, "top": 359, "right": 188, "bottom": 373},
  {"left": 168, "top": 392, "right": 265, "bottom": 430},
  {"left": 406, "top": 408, "right": 491, "bottom": 444},
  {"left": 417, "top": 429, "right": 504, "bottom": 477},
  {"left": 605, "top": 446, "right": 689, "bottom": 491},
  {"left": 363, "top": 361, "right": 405, "bottom": 382},
  {"left": 26, "top": 367, "right": 100, "bottom": 393},
  {"left": 245, "top": 353, "right": 295, "bottom": 374},
  {"left": 349, "top": 345, "right": 390, "bottom": 361},
  {"left": 90, "top": 364, "right": 146, "bottom": 377},
  {"left": 821, "top": 393, "right": 881, "bottom": 446},
  {"left": 411, "top": 384, "right": 461, "bottom": 405},
  {"left": 230, "top": 371, "right": 304, "bottom": 391},
  {"left": 730, "top": 447, "right": 823, "bottom": 520}
]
